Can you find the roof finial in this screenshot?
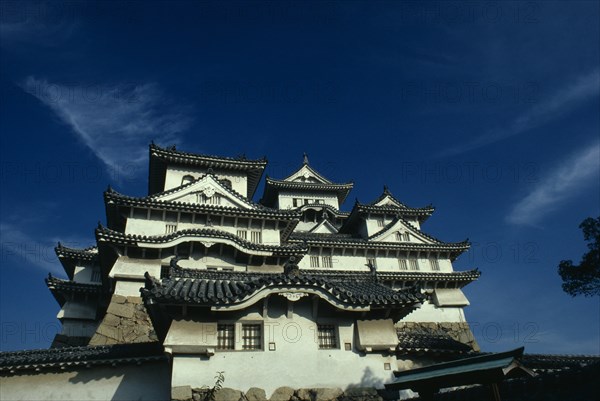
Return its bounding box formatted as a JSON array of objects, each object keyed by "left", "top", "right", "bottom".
[
  {"left": 303, "top": 152, "right": 309, "bottom": 165},
  {"left": 383, "top": 184, "right": 390, "bottom": 194}
]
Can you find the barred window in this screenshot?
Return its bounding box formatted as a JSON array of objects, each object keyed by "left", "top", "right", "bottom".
[
  {"left": 377, "top": 219, "right": 384, "bottom": 227},
  {"left": 403, "top": 232, "right": 410, "bottom": 241},
  {"left": 398, "top": 259, "right": 408, "bottom": 270},
  {"left": 429, "top": 258, "right": 440, "bottom": 271},
  {"left": 197, "top": 193, "right": 221, "bottom": 205},
  {"left": 217, "top": 324, "right": 235, "bottom": 350},
  {"left": 237, "top": 230, "right": 247, "bottom": 240},
  {"left": 317, "top": 325, "right": 337, "bottom": 349},
  {"left": 310, "top": 256, "right": 320, "bottom": 268},
  {"left": 165, "top": 223, "right": 177, "bottom": 234},
  {"left": 250, "top": 231, "right": 262, "bottom": 244},
  {"left": 293, "top": 198, "right": 300, "bottom": 207},
  {"left": 409, "top": 258, "right": 419, "bottom": 271},
  {"left": 366, "top": 257, "right": 377, "bottom": 269},
  {"left": 91, "top": 269, "right": 101, "bottom": 282},
  {"left": 396, "top": 232, "right": 403, "bottom": 241},
  {"left": 242, "top": 324, "right": 262, "bottom": 350},
  {"left": 322, "top": 256, "right": 332, "bottom": 268},
  {"left": 160, "top": 265, "right": 170, "bottom": 279}
]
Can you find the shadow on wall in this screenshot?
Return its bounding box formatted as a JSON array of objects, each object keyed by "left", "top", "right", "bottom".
[{"left": 68, "top": 360, "right": 171, "bottom": 401}]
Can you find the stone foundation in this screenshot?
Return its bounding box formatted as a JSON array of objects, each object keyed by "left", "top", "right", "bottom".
[
  {"left": 173, "top": 386, "right": 387, "bottom": 401},
  {"left": 396, "top": 322, "right": 479, "bottom": 352},
  {"left": 88, "top": 294, "right": 157, "bottom": 345}
]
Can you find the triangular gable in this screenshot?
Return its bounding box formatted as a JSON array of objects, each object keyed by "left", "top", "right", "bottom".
[
  {"left": 373, "top": 194, "right": 405, "bottom": 208},
  {"left": 284, "top": 164, "right": 332, "bottom": 184},
  {"left": 309, "top": 219, "right": 339, "bottom": 234},
  {"left": 152, "top": 175, "right": 257, "bottom": 210},
  {"left": 369, "top": 219, "right": 434, "bottom": 244}
]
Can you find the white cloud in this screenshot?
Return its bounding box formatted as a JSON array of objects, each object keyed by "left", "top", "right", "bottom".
[
  {"left": 506, "top": 142, "right": 600, "bottom": 226},
  {"left": 439, "top": 68, "right": 600, "bottom": 157},
  {"left": 0, "top": 223, "right": 67, "bottom": 276},
  {"left": 20, "top": 77, "right": 192, "bottom": 176}
]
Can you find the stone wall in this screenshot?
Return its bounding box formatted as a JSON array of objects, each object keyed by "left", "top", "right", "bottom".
[
  {"left": 396, "top": 322, "right": 479, "bottom": 352},
  {"left": 88, "top": 295, "right": 157, "bottom": 345},
  {"left": 172, "top": 386, "right": 389, "bottom": 401}
]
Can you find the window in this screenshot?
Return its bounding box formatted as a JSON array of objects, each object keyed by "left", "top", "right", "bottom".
[
  {"left": 322, "top": 256, "right": 333, "bottom": 268},
  {"left": 403, "top": 232, "right": 410, "bottom": 241},
  {"left": 181, "top": 175, "right": 194, "bottom": 185},
  {"left": 317, "top": 325, "right": 337, "bottom": 349},
  {"left": 310, "top": 256, "right": 320, "bottom": 268},
  {"left": 409, "top": 258, "right": 419, "bottom": 271},
  {"left": 398, "top": 259, "right": 408, "bottom": 270},
  {"left": 217, "top": 324, "right": 235, "bottom": 350},
  {"left": 91, "top": 269, "right": 101, "bottom": 282},
  {"left": 377, "top": 219, "right": 384, "bottom": 227},
  {"left": 314, "top": 199, "right": 322, "bottom": 204},
  {"left": 250, "top": 231, "right": 262, "bottom": 244},
  {"left": 429, "top": 258, "right": 440, "bottom": 271},
  {"left": 165, "top": 223, "right": 177, "bottom": 234},
  {"left": 160, "top": 265, "right": 170, "bottom": 279},
  {"left": 293, "top": 198, "right": 300, "bottom": 207},
  {"left": 366, "top": 257, "right": 377, "bottom": 269},
  {"left": 241, "top": 324, "right": 262, "bottom": 350},
  {"left": 396, "top": 232, "right": 403, "bottom": 241},
  {"left": 304, "top": 199, "right": 310, "bottom": 205},
  {"left": 237, "top": 230, "right": 247, "bottom": 240},
  {"left": 221, "top": 179, "right": 232, "bottom": 189},
  {"left": 197, "top": 193, "right": 221, "bottom": 205}
]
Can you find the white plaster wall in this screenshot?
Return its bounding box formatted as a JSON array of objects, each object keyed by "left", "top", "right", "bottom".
[
  {"left": 297, "top": 253, "right": 454, "bottom": 273},
  {"left": 169, "top": 300, "right": 404, "bottom": 395},
  {"left": 278, "top": 192, "right": 339, "bottom": 210},
  {"left": 73, "top": 266, "right": 96, "bottom": 283},
  {"left": 125, "top": 218, "right": 281, "bottom": 246},
  {"left": 58, "top": 301, "right": 97, "bottom": 320},
  {"left": 61, "top": 320, "right": 99, "bottom": 337},
  {"left": 0, "top": 361, "right": 170, "bottom": 401},
  {"left": 114, "top": 280, "right": 145, "bottom": 297},
  {"left": 165, "top": 166, "right": 248, "bottom": 197},
  {"left": 401, "top": 301, "right": 467, "bottom": 323}
]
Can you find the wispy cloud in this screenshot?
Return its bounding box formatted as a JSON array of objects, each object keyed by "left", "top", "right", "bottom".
[
  {"left": 438, "top": 69, "right": 600, "bottom": 157},
  {"left": 506, "top": 142, "right": 600, "bottom": 226},
  {"left": 20, "top": 77, "right": 193, "bottom": 176}
]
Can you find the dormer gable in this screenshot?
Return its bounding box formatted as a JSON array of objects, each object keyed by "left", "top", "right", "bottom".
[
  {"left": 308, "top": 219, "right": 339, "bottom": 234},
  {"left": 368, "top": 218, "right": 435, "bottom": 244},
  {"left": 284, "top": 156, "right": 333, "bottom": 184},
  {"left": 370, "top": 186, "right": 407, "bottom": 208},
  {"left": 152, "top": 174, "right": 258, "bottom": 210}
]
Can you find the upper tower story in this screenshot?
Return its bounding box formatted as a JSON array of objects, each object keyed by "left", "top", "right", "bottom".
[
  {"left": 148, "top": 143, "right": 268, "bottom": 199},
  {"left": 260, "top": 154, "right": 354, "bottom": 210}
]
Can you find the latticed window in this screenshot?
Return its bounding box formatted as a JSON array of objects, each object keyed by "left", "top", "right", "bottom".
[
  {"left": 317, "top": 325, "right": 337, "bottom": 349},
  {"left": 250, "top": 231, "right": 262, "bottom": 244},
  {"left": 403, "top": 232, "right": 410, "bottom": 241},
  {"left": 217, "top": 324, "right": 235, "bottom": 350},
  {"left": 398, "top": 259, "right": 408, "bottom": 270},
  {"left": 366, "top": 257, "right": 377, "bottom": 269},
  {"left": 91, "top": 269, "right": 101, "bottom": 282},
  {"left": 310, "top": 256, "right": 320, "bottom": 268},
  {"left": 377, "top": 219, "right": 384, "bottom": 227},
  {"left": 429, "top": 258, "right": 440, "bottom": 271},
  {"left": 409, "top": 258, "right": 419, "bottom": 271},
  {"left": 396, "top": 232, "right": 403, "bottom": 241},
  {"left": 322, "top": 256, "right": 332, "bottom": 268},
  {"left": 242, "top": 324, "right": 262, "bottom": 350},
  {"left": 237, "top": 230, "right": 247, "bottom": 240},
  {"left": 165, "top": 223, "right": 177, "bottom": 234},
  {"left": 197, "top": 193, "right": 221, "bottom": 205}
]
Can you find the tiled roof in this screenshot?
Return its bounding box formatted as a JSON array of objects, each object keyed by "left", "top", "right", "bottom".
[
  {"left": 297, "top": 203, "right": 350, "bottom": 217},
  {"left": 96, "top": 225, "right": 308, "bottom": 256},
  {"left": 521, "top": 353, "right": 600, "bottom": 373},
  {"left": 0, "top": 342, "right": 166, "bottom": 374},
  {"left": 142, "top": 269, "right": 425, "bottom": 308},
  {"left": 148, "top": 143, "right": 267, "bottom": 197},
  {"left": 105, "top": 185, "right": 301, "bottom": 220},
  {"left": 261, "top": 177, "right": 354, "bottom": 207},
  {"left": 45, "top": 274, "right": 103, "bottom": 306},
  {"left": 54, "top": 244, "right": 99, "bottom": 280},
  {"left": 397, "top": 329, "right": 473, "bottom": 355},
  {"left": 355, "top": 202, "right": 434, "bottom": 219}
]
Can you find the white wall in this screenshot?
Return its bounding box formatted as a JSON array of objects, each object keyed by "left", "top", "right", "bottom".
[
  {"left": 297, "top": 253, "right": 454, "bottom": 273},
  {"left": 401, "top": 301, "right": 467, "bottom": 323},
  {"left": 278, "top": 191, "right": 339, "bottom": 210},
  {"left": 164, "top": 166, "right": 248, "bottom": 198},
  {"left": 168, "top": 298, "right": 406, "bottom": 395},
  {"left": 0, "top": 361, "right": 170, "bottom": 401}
]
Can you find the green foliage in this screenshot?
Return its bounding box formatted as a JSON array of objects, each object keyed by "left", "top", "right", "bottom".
[
  {"left": 198, "top": 371, "right": 225, "bottom": 401},
  {"left": 558, "top": 216, "right": 600, "bottom": 297}
]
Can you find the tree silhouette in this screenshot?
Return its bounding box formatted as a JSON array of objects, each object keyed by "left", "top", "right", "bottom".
[{"left": 558, "top": 216, "right": 600, "bottom": 297}]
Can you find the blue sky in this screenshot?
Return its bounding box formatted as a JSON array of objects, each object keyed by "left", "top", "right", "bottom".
[{"left": 1, "top": 1, "right": 598, "bottom": 354}]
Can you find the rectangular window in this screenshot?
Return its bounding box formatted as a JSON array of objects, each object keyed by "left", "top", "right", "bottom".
[
  {"left": 403, "top": 232, "right": 411, "bottom": 241},
  {"left": 322, "top": 256, "right": 333, "bottom": 268},
  {"left": 304, "top": 199, "right": 310, "bottom": 205},
  {"left": 396, "top": 232, "right": 403, "bottom": 241},
  {"left": 429, "top": 258, "right": 440, "bottom": 271},
  {"left": 165, "top": 223, "right": 177, "bottom": 234},
  {"left": 242, "top": 324, "right": 262, "bottom": 350},
  {"left": 197, "top": 194, "right": 221, "bottom": 205},
  {"left": 314, "top": 199, "right": 322, "bottom": 204},
  {"left": 377, "top": 219, "right": 384, "bottom": 227},
  {"left": 217, "top": 324, "right": 235, "bottom": 350},
  {"left": 398, "top": 259, "right": 408, "bottom": 270},
  {"left": 310, "top": 256, "right": 320, "bottom": 268},
  {"left": 293, "top": 198, "right": 300, "bottom": 207},
  {"left": 366, "top": 257, "right": 377, "bottom": 268},
  {"left": 160, "top": 265, "right": 170, "bottom": 279},
  {"left": 237, "top": 230, "right": 247, "bottom": 240},
  {"left": 91, "top": 269, "right": 101, "bottom": 282},
  {"left": 250, "top": 231, "right": 262, "bottom": 244},
  {"left": 317, "top": 325, "right": 337, "bottom": 349},
  {"left": 409, "top": 258, "right": 419, "bottom": 271}
]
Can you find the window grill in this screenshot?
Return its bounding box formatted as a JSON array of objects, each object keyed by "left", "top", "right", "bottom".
[
  {"left": 310, "top": 256, "right": 320, "bottom": 268},
  {"left": 242, "top": 324, "right": 262, "bottom": 350},
  {"left": 91, "top": 270, "right": 101, "bottom": 282},
  {"left": 217, "top": 324, "right": 235, "bottom": 350},
  {"left": 409, "top": 258, "right": 419, "bottom": 271},
  {"left": 165, "top": 223, "right": 177, "bottom": 234},
  {"left": 237, "top": 230, "right": 247, "bottom": 240},
  {"left": 317, "top": 325, "right": 337, "bottom": 349},
  {"left": 429, "top": 258, "right": 440, "bottom": 271},
  {"left": 398, "top": 259, "right": 408, "bottom": 270},
  {"left": 250, "top": 231, "right": 262, "bottom": 244},
  {"left": 322, "top": 256, "right": 333, "bottom": 268}
]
